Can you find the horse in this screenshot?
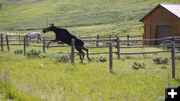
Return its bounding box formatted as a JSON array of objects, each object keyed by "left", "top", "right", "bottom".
[
  {"left": 42, "top": 23, "right": 91, "bottom": 63},
  {"left": 24, "top": 32, "right": 41, "bottom": 42}
]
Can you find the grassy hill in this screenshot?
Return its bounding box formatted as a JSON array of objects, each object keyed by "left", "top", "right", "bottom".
[{"left": 0, "top": 0, "right": 180, "bottom": 36}]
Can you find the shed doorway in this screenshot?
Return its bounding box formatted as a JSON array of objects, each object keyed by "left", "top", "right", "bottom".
[{"left": 156, "top": 25, "right": 170, "bottom": 45}]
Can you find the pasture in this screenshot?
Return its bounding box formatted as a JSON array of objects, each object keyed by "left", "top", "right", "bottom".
[
  {"left": 0, "top": 0, "right": 179, "bottom": 36},
  {"left": 0, "top": 35, "right": 180, "bottom": 100},
  {"left": 1, "top": 0, "right": 180, "bottom": 101}
]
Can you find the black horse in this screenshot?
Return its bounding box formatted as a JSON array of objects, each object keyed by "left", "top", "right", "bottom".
[{"left": 42, "top": 23, "right": 91, "bottom": 63}]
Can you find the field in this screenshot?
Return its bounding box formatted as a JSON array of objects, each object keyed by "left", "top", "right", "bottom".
[
  {"left": 1, "top": 0, "right": 180, "bottom": 101},
  {"left": 0, "top": 0, "right": 180, "bottom": 36},
  {"left": 0, "top": 45, "right": 180, "bottom": 100}
]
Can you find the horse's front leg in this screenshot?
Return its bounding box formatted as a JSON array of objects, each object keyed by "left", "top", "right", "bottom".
[{"left": 47, "top": 39, "right": 57, "bottom": 49}]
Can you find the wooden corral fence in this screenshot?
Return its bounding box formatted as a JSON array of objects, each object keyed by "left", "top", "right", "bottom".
[{"left": 0, "top": 33, "right": 180, "bottom": 79}]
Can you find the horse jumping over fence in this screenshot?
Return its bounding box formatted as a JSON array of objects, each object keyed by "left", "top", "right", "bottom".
[
  {"left": 24, "top": 32, "right": 41, "bottom": 42},
  {"left": 42, "top": 23, "right": 91, "bottom": 63}
]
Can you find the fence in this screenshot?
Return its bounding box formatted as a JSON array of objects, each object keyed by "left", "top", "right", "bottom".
[
  {"left": 0, "top": 33, "right": 180, "bottom": 79},
  {"left": 0, "top": 33, "right": 142, "bottom": 46}
]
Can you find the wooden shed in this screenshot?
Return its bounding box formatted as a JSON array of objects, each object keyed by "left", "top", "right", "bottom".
[{"left": 140, "top": 4, "right": 180, "bottom": 45}]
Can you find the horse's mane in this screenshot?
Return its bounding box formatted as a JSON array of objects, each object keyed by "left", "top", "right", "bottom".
[{"left": 54, "top": 26, "right": 65, "bottom": 30}]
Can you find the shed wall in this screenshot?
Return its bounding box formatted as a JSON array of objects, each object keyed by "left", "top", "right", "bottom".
[{"left": 142, "top": 6, "right": 180, "bottom": 45}]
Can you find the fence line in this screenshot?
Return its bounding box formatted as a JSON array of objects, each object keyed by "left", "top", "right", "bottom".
[
  {"left": 0, "top": 33, "right": 179, "bottom": 79},
  {"left": 1, "top": 34, "right": 180, "bottom": 53}
]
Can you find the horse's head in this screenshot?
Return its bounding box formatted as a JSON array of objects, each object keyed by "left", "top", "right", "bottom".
[{"left": 42, "top": 23, "right": 55, "bottom": 33}]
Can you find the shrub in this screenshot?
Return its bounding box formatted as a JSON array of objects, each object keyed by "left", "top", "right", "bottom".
[
  {"left": 99, "top": 56, "right": 107, "bottom": 62},
  {"left": 153, "top": 57, "right": 168, "bottom": 64},
  {"left": 125, "top": 56, "right": 131, "bottom": 59},
  {"left": 175, "top": 55, "right": 180, "bottom": 60},
  {"left": 89, "top": 56, "right": 96, "bottom": 62},
  {"left": 132, "top": 62, "right": 145, "bottom": 70},
  {"left": 27, "top": 47, "right": 41, "bottom": 57},
  {"left": 14, "top": 48, "right": 23, "bottom": 54},
  {"left": 161, "top": 66, "right": 167, "bottom": 69},
  {"left": 55, "top": 53, "right": 70, "bottom": 63},
  {"left": 39, "top": 53, "right": 47, "bottom": 58},
  {"left": 161, "top": 58, "right": 168, "bottom": 64},
  {"left": 160, "top": 42, "right": 166, "bottom": 49},
  {"left": 89, "top": 55, "right": 107, "bottom": 62},
  {"left": 48, "top": 52, "right": 70, "bottom": 63}
]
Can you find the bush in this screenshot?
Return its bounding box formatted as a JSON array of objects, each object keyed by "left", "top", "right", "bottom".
[
  {"left": 160, "top": 42, "right": 166, "bottom": 49},
  {"left": 175, "top": 55, "right": 180, "bottom": 60},
  {"left": 125, "top": 56, "right": 131, "bottom": 59},
  {"left": 132, "top": 62, "right": 145, "bottom": 70},
  {"left": 89, "top": 55, "right": 107, "bottom": 62},
  {"left": 99, "top": 56, "right": 107, "bottom": 62},
  {"left": 14, "top": 48, "right": 23, "bottom": 54},
  {"left": 153, "top": 57, "right": 168, "bottom": 64},
  {"left": 55, "top": 53, "right": 70, "bottom": 63},
  {"left": 161, "top": 66, "right": 167, "bottom": 69},
  {"left": 39, "top": 53, "right": 47, "bottom": 58},
  {"left": 48, "top": 52, "right": 70, "bottom": 63},
  {"left": 27, "top": 47, "right": 41, "bottom": 57}
]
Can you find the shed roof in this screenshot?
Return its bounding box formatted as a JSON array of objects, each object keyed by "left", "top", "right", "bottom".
[{"left": 140, "top": 4, "right": 180, "bottom": 22}]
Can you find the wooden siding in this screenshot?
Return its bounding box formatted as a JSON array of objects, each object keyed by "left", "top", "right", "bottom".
[{"left": 142, "top": 6, "right": 180, "bottom": 45}]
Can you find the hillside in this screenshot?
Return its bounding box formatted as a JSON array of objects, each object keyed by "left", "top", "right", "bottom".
[{"left": 0, "top": 0, "right": 180, "bottom": 36}]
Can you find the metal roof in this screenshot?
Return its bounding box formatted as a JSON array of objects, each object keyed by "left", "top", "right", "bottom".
[{"left": 140, "top": 4, "right": 180, "bottom": 22}]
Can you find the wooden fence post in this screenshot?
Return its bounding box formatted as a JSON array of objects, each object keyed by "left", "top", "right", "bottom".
[
  {"left": 116, "top": 36, "right": 120, "bottom": 59},
  {"left": 109, "top": 42, "right": 113, "bottom": 73},
  {"left": 171, "top": 36, "right": 176, "bottom": 79},
  {"left": 71, "top": 38, "right": 75, "bottom": 65},
  {"left": 127, "top": 34, "right": 130, "bottom": 46},
  {"left": 26, "top": 36, "right": 28, "bottom": 46},
  {"left": 6, "top": 35, "right": 10, "bottom": 51},
  {"left": 1, "top": 34, "right": 4, "bottom": 51},
  {"left": 109, "top": 35, "right": 112, "bottom": 39},
  {"left": 96, "top": 34, "right": 99, "bottom": 47},
  {"left": 24, "top": 36, "right": 26, "bottom": 56},
  {"left": 18, "top": 35, "right": 21, "bottom": 44},
  {"left": 43, "top": 38, "right": 46, "bottom": 53}
]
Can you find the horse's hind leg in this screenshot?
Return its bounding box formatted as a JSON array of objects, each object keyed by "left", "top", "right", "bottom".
[
  {"left": 76, "top": 48, "right": 85, "bottom": 63},
  {"left": 82, "top": 47, "right": 91, "bottom": 61},
  {"left": 47, "top": 39, "right": 56, "bottom": 49},
  {"left": 77, "top": 52, "right": 82, "bottom": 60}
]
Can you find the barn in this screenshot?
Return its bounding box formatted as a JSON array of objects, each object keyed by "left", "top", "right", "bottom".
[{"left": 140, "top": 4, "right": 180, "bottom": 45}]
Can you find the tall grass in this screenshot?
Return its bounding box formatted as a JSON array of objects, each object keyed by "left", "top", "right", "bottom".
[
  {"left": 0, "top": 47, "right": 179, "bottom": 100},
  {"left": 0, "top": 71, "right": 41, "bottom": 101}
]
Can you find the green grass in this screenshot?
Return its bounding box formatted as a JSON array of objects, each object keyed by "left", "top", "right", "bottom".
[
  {"left": 0, "top": 70, "right": 41, "bottom": 101},
  {"left": 1, "top": 0, "right": 180, "bottom": 100},
  {"left": 0, "top": 47, "right": 180, "bottom": 101},
  {"left": 0, "top": 0, "right": 180, "bottom": 36}
]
